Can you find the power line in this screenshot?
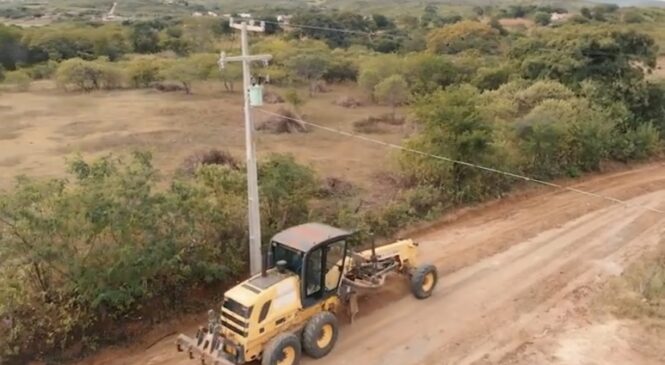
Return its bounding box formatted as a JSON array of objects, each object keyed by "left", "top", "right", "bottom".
[{"left": 255, "top": 108, "right": 665, "bottom": 215}]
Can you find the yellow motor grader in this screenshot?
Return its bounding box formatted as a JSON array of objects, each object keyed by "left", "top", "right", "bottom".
[{"left": 176, "top": 223, "right": 437, "bottom": 365}]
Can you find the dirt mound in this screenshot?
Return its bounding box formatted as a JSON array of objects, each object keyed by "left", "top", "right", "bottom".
[
  {"left": 263, "top": 91, "right": 284, "bottom": 104},
  {"left": 353, "top": 114, "right": 406, "bottom": 134},
  {"left": 180, "top": 149, "right": 240, "bottom": 174},
  {"left": 257, "top": 108, "right": 308, "bottom": 134},
  {"left": 153, "top": 82, "right": 185, "bottom": 92},
  {"left": 319, "top": 177, "right": 355, "bottom": 197},
  {"left": 334, "top": 96, "right": 363, "bottom": 108}
]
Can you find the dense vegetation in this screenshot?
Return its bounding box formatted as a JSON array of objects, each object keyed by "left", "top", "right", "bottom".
[{"left": 2, "top": 2, "right": 665, "bottom": 363}]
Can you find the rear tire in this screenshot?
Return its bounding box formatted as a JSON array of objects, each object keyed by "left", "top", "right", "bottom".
[
  {"left": 262, "top": 332, "right": 301, "bottom": 365},
  {"left": 410, "top": 264, "right": 438, "bottom": 299},
  {"left": 302, "top": 311, "right": 339, "bottom": 359}
]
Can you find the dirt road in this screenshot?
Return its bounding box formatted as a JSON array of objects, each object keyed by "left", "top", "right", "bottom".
[{"left": 76, "top": 163, "right": 665, "bottom": 365}]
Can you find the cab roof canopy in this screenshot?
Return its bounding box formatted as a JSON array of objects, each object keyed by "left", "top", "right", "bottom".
[{"left": 272, "top": 223, "right": 352, "bottom": 253}]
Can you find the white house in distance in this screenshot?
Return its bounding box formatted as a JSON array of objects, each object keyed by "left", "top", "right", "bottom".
[
  {"left": 277, "top": 14, "right": 292, "bottom": 24},
  {"left": 550, "top": 12, "right": 573, "bottom": 23}
]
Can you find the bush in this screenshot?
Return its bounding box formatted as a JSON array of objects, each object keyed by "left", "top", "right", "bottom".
[
  {"left": 426, "top": 21, "right": 500, "bottom": 55},
  {"left": 401, "top": 85, "right": 513, "bottom": 202},
  {"left": 160, "top": 54, "right": 217, "bottom": 94},
  {"left": 0, "top": 151, "right": 322, "bottom": 362},
  {"left": 25, "top": 61, "right": 58, "bottom": 80},
  {"left": 603, "top": 249, "right": 665, "bottom": 321},
  {"left": 55, "top": 58, "right": 125, "bottom": 92},
  {"left": 472, "top": 64, "right": 513, "bottom": 91},
  {"left": 611, "top": 123, "right": 661, "bottom": 161},
  {"left": 534, "top": 11, "right": 551, "bottom": 26},
  {"left": 516, "top": 99, "right": 614, "bottom": 177},
  {"left": 3, "top": 70, "right": 31, "bottom": 91},
  {"left": 514, "top": 80, "right": 575, "bottom": 113},
  {"left": 126, "top": 57, "right": 165, "bottom": 88}
]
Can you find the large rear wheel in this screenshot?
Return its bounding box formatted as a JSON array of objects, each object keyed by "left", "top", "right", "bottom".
[
  {"left": 410, "top": 264, "right": 438, "bottom": 299},
  {"left": 302, "top": 311, "right": 339, "bottom": 359},
  {"left": 262, "top": 332, "right": 301, "bottom": 365}
]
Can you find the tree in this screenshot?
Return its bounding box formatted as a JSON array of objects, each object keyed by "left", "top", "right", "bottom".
[
  {"left": 402, "top": 85, "right": 509, "bottom": 202},
  {"left": 126, "top": 57, "right": 165, "bottom": 88},
  {"left": 3, "top": 70, "right": 31, "bottom": 91},
  {"left": 421, "top": 4, "right": 442, "bottom": 28},
  {"left": 404, "top": 53, "right": 459, "bottom": 95},
  {"left": 284, "top": 89, "right": 305, "bottom": 115},
  {"left": 160, "top": 53, "right": 217, "bottom": 94},
  {"left": 580, "top": 7, "right": 592, "bottom": 19},
  {"left": 374, "top": 75, "right": 409, "bottom": 120},
  {"left": 55, "top": 58, "right": 124, "bottom": 92},
  {"left": 427, "top": 21, "right": 501, "bottom": 55},
  {"left": 472, "top": 64, "right": 513, "bottom": 91},
  {"left": 287, "top": 52, "right": 330, "bottom": 96},
  {"left": 131, "top": 21, "right": 162, "bottom": 54},
  {"left": 511, "top": 27, "right": 657, "bottom": 88},
  {"left": 0, "top": 24, "right": 27, "bottom": 71},
  {"left": 534, "top": 11, "right": 551, "bottom": 26},
  {"left": 289, "top": 10, "right": 372, "bottom": 48},
  {"left": 623, "top": 11, "right": 645, "bottom": 24},
  {"left": 358, "top": 68, "right": 381, "bottom": 100},
  {"left": 215, "top": 63, "right": 242, "bottom": 92},
  {"left": 371, "top": 14, "right": 393, "bottom": 30}
]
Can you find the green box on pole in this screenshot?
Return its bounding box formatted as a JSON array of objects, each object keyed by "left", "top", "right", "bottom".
[{"left": 249, "top": 85, "right": 263, "bottom": 106}]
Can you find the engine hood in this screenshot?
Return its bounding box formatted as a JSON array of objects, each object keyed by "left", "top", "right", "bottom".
[{"left": 224, "top": 268, "right": 297, "bottom": 308}]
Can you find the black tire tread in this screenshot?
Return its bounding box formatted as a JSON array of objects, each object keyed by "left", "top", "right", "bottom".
[
  {"left": 261, "top": 332, "right": 301, "bottom": 365},
  {"left": 410, "top": 264, "right": 438, "bottom": 299},
  {"left": 302, "top": 311, "right": 339, "bottom": 359}
]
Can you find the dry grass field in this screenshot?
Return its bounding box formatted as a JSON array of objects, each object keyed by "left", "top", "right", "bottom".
[{"left": 0, "top": 81, "right": 407, "bottom": 192}]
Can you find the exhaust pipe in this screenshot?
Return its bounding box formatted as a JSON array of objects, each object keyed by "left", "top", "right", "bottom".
[{"left": 261, "top": 248, "right": 272, "bottom": 277}]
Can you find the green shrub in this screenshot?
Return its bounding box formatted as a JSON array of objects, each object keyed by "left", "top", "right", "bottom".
[
  {"left": 534, "top": 11, "right": 551, "bottom": 26},
  {"left": 0, "top": 151, "right": 322, "bottom": 362},
  {"left": 126, "top": 57, "right": 165, "bottom": 88},
  {"left": 472, "top": 64, "right": 513, "bottom": 91},
  {"left": 160, "top": 54, "right": 217, "bottom": 94},
  {"left": 611, "top": 123, "right": 661, "bottom": 161},
  {"left": 25, "top": 61, "right": 58, "bottom": 80},
  {"left": 623, "top": 11, "right": 645, "bottom": 24},
  {"left": 55, "top": 58, "right": 125, "bottom": 92},
  {"left": 3, "top": 70, "right": 31, "bottom": 91}
]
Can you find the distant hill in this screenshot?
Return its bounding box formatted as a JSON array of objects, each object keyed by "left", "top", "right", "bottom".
[{"left": 587, "top": 0, "right": 665, "bottom": 7}]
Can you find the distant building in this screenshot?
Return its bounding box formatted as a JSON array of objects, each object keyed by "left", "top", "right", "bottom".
[
  {"left": 207, "top": 11, "right": 218, "bottom": 17},
  {"left": 277, "top": 14, "right": 291, "bottom": 24},
  {"left": 192, "top": 11, "right": 203, "bottom": 17},
  {"left": 239, "top": 13, "right": 252, "bottom": 19},
  {"left": 550, "top": 12, "right": 573, "bottom": 23}
]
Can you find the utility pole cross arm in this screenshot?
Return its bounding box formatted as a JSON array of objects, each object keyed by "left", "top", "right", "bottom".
[{"left": 218, "top": 52, "right": 272, "bottom": 69}]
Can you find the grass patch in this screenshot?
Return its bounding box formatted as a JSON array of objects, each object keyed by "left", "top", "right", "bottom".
[{"left": 601, "top": 248, "right": 665, "bottom": 322}]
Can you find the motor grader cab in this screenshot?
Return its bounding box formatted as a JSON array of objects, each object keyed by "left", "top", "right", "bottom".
[{"left": 177, "top": 223, "right": 438, "bottom": 365}]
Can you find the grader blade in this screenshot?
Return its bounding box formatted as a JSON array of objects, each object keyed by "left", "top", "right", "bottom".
[{"left": 176, "top": 332, "right": 235, "bottom": 365}]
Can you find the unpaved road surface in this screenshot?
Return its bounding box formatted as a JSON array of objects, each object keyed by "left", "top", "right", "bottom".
[{"left": 76, "top": 164, "right": 665, "bottom": 365}]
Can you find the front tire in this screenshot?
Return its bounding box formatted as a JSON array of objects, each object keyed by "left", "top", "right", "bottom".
[
  {"left": 302, "top": 311, "right": 339, "bottom": 359},
  {"left": 262, "top": 332, "right": 301, "bottom": 365},
  {"left": 410, "top": 264, "right": 438, "bottom": 299}
]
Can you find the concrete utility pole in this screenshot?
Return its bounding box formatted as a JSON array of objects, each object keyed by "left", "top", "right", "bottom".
[{"left": 219, "top": 18, "right": 272, "bottom": 276}]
